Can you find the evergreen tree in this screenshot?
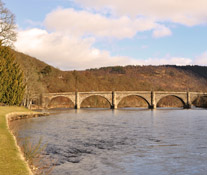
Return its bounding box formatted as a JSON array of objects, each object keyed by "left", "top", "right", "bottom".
[
  {"left": 0, "top": 43, "right": 25, "bottom": 105},
  {"left": 0, "top": 1, "right": 24, "bottom": 105}
]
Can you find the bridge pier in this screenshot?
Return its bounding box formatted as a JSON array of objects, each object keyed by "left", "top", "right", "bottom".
[
  {"left": 75, "top": 104, "right": 80, "bottom": 109},
  {"left": 149, "top": 91, "right": 156, "bottom": 109},
  {"left": 111, "top": 91, "right": 117, "bottom": 109},
  {"left": 41, "top": 96, "right": 49, "bottom": 109},
  {"left": 184, "top": 104, "right": 191, "bottom": 109},
  {"left": 184, "top": 91, "right": 191, "bottom": 109},
  {"left": 75, "top": 92, "right": 80, "bottom": 109},
  {"left": 111, "top": 105, "right": 117, "bottom": 109},
  {"left": 149, "top": 105, "right": 156, "bottom": 109}
]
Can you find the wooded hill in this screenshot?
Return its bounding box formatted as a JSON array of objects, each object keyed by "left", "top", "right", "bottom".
[
  {"left": 13, "top": 50, "right": 207, "bottom": 108},
  {"left": 14, "top": 50, "right": 207, "bottom": 94}
]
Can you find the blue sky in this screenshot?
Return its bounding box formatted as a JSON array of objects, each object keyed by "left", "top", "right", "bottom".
[{"left": 5, "top": 0, "right": 207, "bottom": 70}]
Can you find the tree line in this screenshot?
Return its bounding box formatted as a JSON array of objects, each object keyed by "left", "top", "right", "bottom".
[
  {"left": 0, "top": 0, "right": 25, "bottom": 105},
  {"left": 166, "top": 65, "right": 207, "bottom": 80}
]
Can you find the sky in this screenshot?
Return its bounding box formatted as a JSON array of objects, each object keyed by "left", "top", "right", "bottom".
[{"left": 4, "top": 0, "right": 207, "bottom": 70}]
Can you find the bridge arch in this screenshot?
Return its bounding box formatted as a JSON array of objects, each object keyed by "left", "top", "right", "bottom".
[
  {"left": 192, "top": 95, "right": 207, "bottom": 108},
  {"left": 80, "top": 95, "right": 112, "bottom": 108},
  {"left": 117, "top": 95, "right": 151, "bottom": 108},
  {"left": 156, "top": 95, "right": 185, "bottom": 108},
  {"left": 48, "top": 96, "right": 75, "bottom": 109}
]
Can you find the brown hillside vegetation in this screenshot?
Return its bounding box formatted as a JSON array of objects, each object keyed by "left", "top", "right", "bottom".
[
  {"left": 13, "top": 50, "right": 207, "bottom": 108},
  {"left": 14, "top": 50, "right": 207, "bottom": 93}
]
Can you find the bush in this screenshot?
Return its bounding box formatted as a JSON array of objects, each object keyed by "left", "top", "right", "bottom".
[{"left": 40, "top": 66, "right": 52, "bottom": 75}]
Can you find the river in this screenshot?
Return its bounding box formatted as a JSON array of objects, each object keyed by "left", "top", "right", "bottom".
[{"left": 15, "top": 108, "right": 207, "bottom": 175}]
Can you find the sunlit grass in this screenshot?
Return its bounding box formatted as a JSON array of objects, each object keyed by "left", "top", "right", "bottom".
[{"left": 0, "top": 106, "right": 32, "bottom": 175}]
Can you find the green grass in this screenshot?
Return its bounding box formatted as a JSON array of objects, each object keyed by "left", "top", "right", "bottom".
[{"left": 0, "top": 106, "right": 32, "bottom": 175}]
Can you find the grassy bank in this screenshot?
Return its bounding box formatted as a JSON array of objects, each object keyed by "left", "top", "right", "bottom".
[{"left": 0, "top": 106, "right": 32, "bottom": 175}]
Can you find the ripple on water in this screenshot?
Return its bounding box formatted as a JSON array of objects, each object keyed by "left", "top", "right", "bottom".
[{"left": 15, "top": 109, "right": 207, "bottom": 175}]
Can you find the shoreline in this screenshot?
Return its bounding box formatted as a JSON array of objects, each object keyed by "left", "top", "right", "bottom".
[{"left": 2, "top": 108, "right": 49, "bottom": 175}]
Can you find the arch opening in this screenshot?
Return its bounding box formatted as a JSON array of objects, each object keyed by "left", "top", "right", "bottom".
[
  {"left": 30, "top": 98, "right": 41, "bottom": 110},
  {"left": 157, "top": 95, "right": 185, "bottom": 108},
  {"left": 48, "top": 96, "right": 74, "bottom": 109},
  {"left": 118, "top": 95, "right": 149, "bottom": 109},
  {"left": 192, "top": 96, "right": 207, "bottom": 108},
  {"left": 81, "top": 95, "right": 111, "bottom": 108}
]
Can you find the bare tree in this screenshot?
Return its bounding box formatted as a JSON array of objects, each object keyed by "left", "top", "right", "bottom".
[{"left": 0, "top": 0, "right": 16, "bottom": 46}]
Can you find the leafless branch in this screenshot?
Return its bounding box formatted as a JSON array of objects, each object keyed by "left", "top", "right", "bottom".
[{"left": 0, "top": 0, "right": 16, "bottom": 46}]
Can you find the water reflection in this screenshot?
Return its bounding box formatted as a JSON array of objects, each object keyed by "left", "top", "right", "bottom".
[{"left": 15, "top": 109, "right": 207, "bottom": 175}]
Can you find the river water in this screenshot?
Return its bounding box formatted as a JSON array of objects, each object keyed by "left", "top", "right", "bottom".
[{"left": 15, "top": 108, "right": 207, "bottom": 175}]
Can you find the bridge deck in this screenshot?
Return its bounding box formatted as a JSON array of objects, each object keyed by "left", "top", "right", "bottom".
[{"left": 38, "top": 91, "right": 207, "bottom": 109}]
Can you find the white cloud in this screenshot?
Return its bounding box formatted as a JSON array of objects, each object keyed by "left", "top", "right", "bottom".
[
  {"left": 152, "top": 25, "right": 172, "bottom": 38},
  {"left": 15, "top": 28, "right": 139, "bottom": 70},
  {"left": 194, "top": 52, "right": 207, "bottom": 65},
  {"left": 15, "top": 28, "right": 197, "bottom": 70},
  {"left": 143, "top": 57, "right": 192, "bottom": 65},
  {"left": 75, "top": 0, "right": 207, "bottom": 26},
  {"left": 44, "top": 8, "right": 169, "bottom": 39},
  {"left": 14, "top": 3, "right": 207, "bottom": 70}
]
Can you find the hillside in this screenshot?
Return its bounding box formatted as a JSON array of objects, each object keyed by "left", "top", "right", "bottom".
[
  {"left": 14, "top": 50, "right": 207, "bottom": 94},
  {"left": 13, "top": 50, "right": 207, "bottom": 108}
]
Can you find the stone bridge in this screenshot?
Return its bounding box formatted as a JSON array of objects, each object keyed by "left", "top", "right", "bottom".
[{"left": 40, "top": 91, "right": 207, "bottom": 109}]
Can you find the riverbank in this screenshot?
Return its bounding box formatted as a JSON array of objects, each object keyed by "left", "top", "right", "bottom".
[{"left": 0, "top": 106, "right": 48, "bottom": 175}]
